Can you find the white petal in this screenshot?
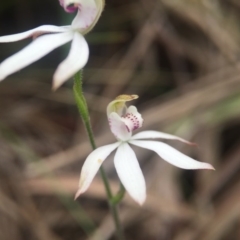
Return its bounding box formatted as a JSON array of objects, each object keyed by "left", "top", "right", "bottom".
[
  {"left": 53, "top": 32, "right": 89, "bottom": 89},
  {"left": 0, "top": 25, "right": 69, "bottom": 42},
  {"left": 0, "top": 32, "right": 73, "bottom": 81},
  {"left": 114, "top": 143, "right": 146, "bottom": 205},
  {"left": 130, "top": 140, "right": 215, "bottom": 170},
  {"left": 75, "top": 142, "right": 120, "bottom": 199},
  {"left": 71, "top": 0, "right": 98, "bottom": 30},
  {"left": 108, "top": 112, "right": 132, "bottom": 141},
  {"left": 131, "top": 130, "right": 195, "bottom": 145}
]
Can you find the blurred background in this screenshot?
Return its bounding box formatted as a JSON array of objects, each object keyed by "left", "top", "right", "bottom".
[{"left": 0, "top": 0, "right": 240, "bottom": 239}]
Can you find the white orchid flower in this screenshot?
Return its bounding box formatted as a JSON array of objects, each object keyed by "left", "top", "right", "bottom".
[
  {"left": 0, "top": 0, "right": 104, "bottom": 89},
  {"left": 75, "top": 95, "right": 214, "bottom": 205}
]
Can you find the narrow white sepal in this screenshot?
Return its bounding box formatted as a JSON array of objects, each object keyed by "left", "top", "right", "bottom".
[
  {"left": 114, "top": 143, "right": 146, "bottom": 205},
  {"left": 75, "top": 142, "right": 120, "bottom": 200},
  {"left": 0, "top": 25, "right": 68, "bottom": 42},
  {"left": 53, "top": 32, "right": 89, "bottom": 90},
  {"left": 131, "top": 130, "right": 195, "bottom": 145},
  {"left": 0, "top": 32, "right": 73, "bottom": 81},
  {"left": 130, "top": 140, "right": 215, "bottom": 170}
]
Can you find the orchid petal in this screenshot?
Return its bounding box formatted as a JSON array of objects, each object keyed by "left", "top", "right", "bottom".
[
  {"left": 0, "top": 25, "right": 69, "bottom": 43},
  {"left": 130, "top": 140, "right": 215, "bottom": 170},
  {"left": 108, "top": 112, "right": 132, "bottom": 141},
  {"left": 131, "top": 130, "right": 195, "bottom": 145},
  {"left": 53, "top": 32, "right": 89, "bottom": 89},
  {"left": 0, "top": 32, "right": 73, "bottom": 81},
  {"left": 75, "top": 142, "right": 120, "bottom": 199},
  {"left": 71, "top": 0, "right": 98, "bottom": 30},
  {"left": 114, "top": 143, "right": 146, "bottom": 205}
]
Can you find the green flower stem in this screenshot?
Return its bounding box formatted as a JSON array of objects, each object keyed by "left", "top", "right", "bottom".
[
  {"left": 73, "top": 71, "right": 125, "bottom": 240},
  {"left": 111, "top": 182, "right": 125, "bottom": 205}
]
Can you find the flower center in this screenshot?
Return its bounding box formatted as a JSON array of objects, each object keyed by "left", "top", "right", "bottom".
[
  {"left": 66, "top": 3, "right": 80, "bottom": 12},
  {"left": 121, "top": 108, "right": 143, "bottom": 132},
  {"left": 59, "top": 0, "right": 81, "bottom": 13},
  {"left": 107, "top": 95, "right": 143, "bottom": 141}
]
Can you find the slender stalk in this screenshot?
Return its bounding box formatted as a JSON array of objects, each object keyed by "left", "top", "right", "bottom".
[
  {"left": 73, "top": 71, "right": 125, "bottom": 240},
  {"left": 111, "top": 182, "right": 125, "bottom": 205}
]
